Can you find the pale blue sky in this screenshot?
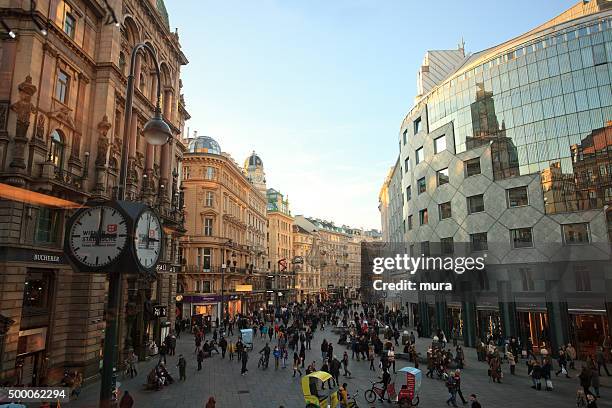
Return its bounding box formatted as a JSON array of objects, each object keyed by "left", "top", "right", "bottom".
[{"left": 169, "top": 0, "right": 576, "bottom": 230}]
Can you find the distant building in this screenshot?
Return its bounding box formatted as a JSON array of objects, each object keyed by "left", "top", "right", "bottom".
[{"left": 266, "top": 188, "right": 295, "bottom": 302}]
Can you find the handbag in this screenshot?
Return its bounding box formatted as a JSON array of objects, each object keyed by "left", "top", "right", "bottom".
[{"left": 545, "top": 379, "right": 553, "bottom": 389}]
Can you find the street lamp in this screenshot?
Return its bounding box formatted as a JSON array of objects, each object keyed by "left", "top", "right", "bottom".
[{"left": 100, "top": 42, "right": 171, "bottom": 408}]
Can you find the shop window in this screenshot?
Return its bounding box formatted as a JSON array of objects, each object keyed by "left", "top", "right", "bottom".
[
  {"left": 439, "top": 202, "right": 452, "bottom": 220},
  {"left": 55, "top": 71, "right": 69, "bottom": 104},
  {"left": 441, "top": 237, "right": 454, "bottom": 255},
  {"left": 434, "top": 135, "right": 447, "bottom": 154},
  {"left": 416, "top": 147, "right": 424, "bottom": 164},
  {"left": 437, "top": 168, "right": 449, "bottom": 186},
  {"left": 511, "top": 228, "right": 533, "bottom": 248},
  {"left": 562, "top": 223, "right": 590, "bottom": 245},
  {"left": 470, "top": 232, "right": 488, "bottom": 251},
  {"left": 419, "top": 209, "right": 428, "bottom": 225},
  {"left": 467, "top": 194, "right": 485, "bottom": 214},
  {"left": 417, "top": 177, "right": 426, "bottom": 194},
  {"left": 507, "top": 186, "right": 529, "bottom": 207},
  {"left": 22, "top": 271, "right": 53, "bottom": 314},
  {"left": 575, "top": 266, "right": 591, "bottom": 292},
  {"left": 35, "top": 208, "right": 61, "bottom": 245},
  {"left": 465, "top": 157, "right": 481, "bottom": 177},
  {"left": 520, "top": 267, "right": 535, "bottom": 291}
]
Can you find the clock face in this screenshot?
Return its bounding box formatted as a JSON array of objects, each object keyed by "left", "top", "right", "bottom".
[
  {"left": 68, "top": 206, "right": 128, "bottom": 268},
  {"left": 134, "top": 210, "right": 162, "bottom": 269}
]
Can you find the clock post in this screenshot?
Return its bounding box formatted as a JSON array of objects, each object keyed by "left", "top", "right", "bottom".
[{"left": 62, "top": 42, "right": 172, "bottom": 408}]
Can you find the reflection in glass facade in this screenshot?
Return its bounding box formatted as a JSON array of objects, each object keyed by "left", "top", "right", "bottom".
[{"left": 416, "top": 18, "right": 612, "bottom": 214}]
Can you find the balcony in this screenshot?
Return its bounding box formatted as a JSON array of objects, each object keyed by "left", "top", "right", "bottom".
[{"left": 181, "top": 265, "right": 249, "bottom": 275}]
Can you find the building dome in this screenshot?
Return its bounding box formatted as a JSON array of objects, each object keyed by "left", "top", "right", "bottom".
[
  {"left": 188, "top": 136, "right": 221, "bottom": 155},
  {"left": 244, "top": 151, "right": 263, "bottom": 169}
]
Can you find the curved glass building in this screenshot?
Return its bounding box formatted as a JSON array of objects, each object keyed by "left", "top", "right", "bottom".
[{"left": 394, "top": 1, "right": 612, "bottom": 355}]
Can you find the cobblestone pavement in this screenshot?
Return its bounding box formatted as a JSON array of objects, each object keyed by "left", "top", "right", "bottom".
[{"left": 69, "top": 322, "right": 612, "bottom": 408}]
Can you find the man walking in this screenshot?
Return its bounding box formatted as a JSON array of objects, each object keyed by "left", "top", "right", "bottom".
[
  {"left": 219, "top": 336, "right": 227, "bottom": 359},
  {"left": 197, "top": 348, "right": 204, "bottom": 371},
  {"left": 469, "top": 394, "right": 482, "bottom": 408},
  {"left": 241, "top": 349, "right": 249, "bottom": 376},
  {"left": 177, "top": 354, "right": 187, "bottom": 381}
]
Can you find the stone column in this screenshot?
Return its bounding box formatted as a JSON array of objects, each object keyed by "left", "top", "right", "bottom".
[
  {"left": 498, "top": 279, "right": 517, "bottom": 339},
  {"left": 545, "top": 279, "right": 569, "bottom": 357}
]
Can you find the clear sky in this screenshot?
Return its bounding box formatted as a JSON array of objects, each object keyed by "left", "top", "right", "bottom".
[{"left": 168, "top": 0, "right": 576, "bottom": 230}]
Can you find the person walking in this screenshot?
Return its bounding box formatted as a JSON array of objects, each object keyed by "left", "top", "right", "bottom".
[
  {"left": 177, "top": 354, "right": 187, "bottom": 381},
  {"left": 127, "top": 350, "right": 138, "bottom": 378},
  {"left": 330, "top": 356, "right": 341, "bottom": 387},
  {"left": 197, "top": 348, "right": 204, "bottom": 371},
  {"left": 579, "top": 365, "right": 593, "bottom": 396},
  {"left": 596, "top": 347, "right": 611, "bottom": 376},
  {"left": 342, "top": 351, "right": 352, "bottom": 377},
  {"left": 228, "top": 340, "right": 236, "bottom": 361},
  {"left": 299, "top": 343, "right": 306, "bottom": 368},
  {"left": 273, "top": 346, "right": 281, "bottom": 370},
  {"left": 388, "top": 346, "right": 396, "bottom": 374},
  {"left": 555, "top": 349, "right": 570, "bottom": 378},
  {"left": 507, "top": 351, "right": 516, "bottom": 375},
  {"left": 241, "top": 349, "right": 249, "bottom": 376},
  {"left": 219, "top": 336, "right": 227, "bottom": 359},
  {"left": 205, "top": 396, "right": 216, "bottom": 408},
  {"left": 446, "top": 372, "right": 458, "bottom": 407},
  {"left": 293, "top": 352, "right": 303, "bottom": 377},
  {"left": 368, "top": 345, "right": 375, "bottom": 371},
  {"left": 469, "top": 394, "right": 482, "bottom": 408},
  {"left": 454, "top": 370, "right": 467, "bottom": 405},
  {"left": 119, "top": 390, "right": 134, "bottom": 408}
]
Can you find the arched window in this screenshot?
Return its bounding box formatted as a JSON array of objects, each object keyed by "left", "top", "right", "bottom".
[{"left": 50, "top": 130, "right": 64, "bottom": 168}]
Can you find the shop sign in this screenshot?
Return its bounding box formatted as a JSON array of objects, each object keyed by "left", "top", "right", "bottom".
[
  {"left": 153, "top": 305, "right": 168, "bottom": 318},
  {"left": 235, "top": 284, "right": 252, "bottom": 292},
  {"left": 0, "top": 247, "right": 66, "bottom": 265}
]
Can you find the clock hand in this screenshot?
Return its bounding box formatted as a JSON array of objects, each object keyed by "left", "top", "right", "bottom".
[
  {"left": 96, "top": 208, "right": 105, "bottom": 246},
  {"left": 146, "top": 215, "right": 151, "bottom": 249}
]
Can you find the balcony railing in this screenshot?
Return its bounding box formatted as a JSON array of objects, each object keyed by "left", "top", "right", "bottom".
[{"left": 181, "top": 265, "right": 249, "bottom": 274}]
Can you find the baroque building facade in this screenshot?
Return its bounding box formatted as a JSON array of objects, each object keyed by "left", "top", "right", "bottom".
[
  {"left": 179, "top": 136, "right": 268, "bottom": 324},
  {"left": 0, "top": 0, "right": 188, "bottom": 385},
  {"left": 380, "top": 0, "right": 612, "bottom": 358},
  {"left": 266, "top": 188, "right": 295, "bottom": 303}
]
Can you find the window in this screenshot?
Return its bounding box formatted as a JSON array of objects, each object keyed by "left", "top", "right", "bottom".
[
  {"left": 467, "top": 194, "right": 485, "bottom": 214},
  {"left": 49, "top": 130, "right": 64, "bottom": 168},
  {"left": 441, "top": 237, "right": 454, "bottom": 255},
  {"left": 407, "top": 215, "right": 413, "bottom": 230},
  {"left": 417, "top": 177, "right": 426, "bottom": 194},
  {"left": 404, "top": 158, "right": 410, "bottom": 173},
  {"left": 413, "top": 117, "right": 422, "bottom": 134},
  {"left": 593, "top": 44, "right": 607, "bottom": 66},
  {"left": 439, "top": 202, "right": 452, "bottom": 220},
  {"left": 562, "top": 223, "right": 590, "bottom": 245},
  {"left": 205, "top": 167, "right": 216, "bottom": 180},
  {"left": 182, "top": 166, "right": 190, "bottom": 180},
  {"left": 575, "top": 266, "right": 591, "bottom": 292},
  {"left": 511, "top": 228, "right": 533, "bottom": 248},
  {"left": 203, "top": 218, "right": 213, "bottom": 236},
  {"left": 434, "top": 135, "right": 447, "bottom": 154},
  {"left": 419, "top": 209, "right": 428, "bottom": 225},
  {"left": 470, "top": 232, "right": 488, "bottom": 251},
  {"left": 202, "top": 281, "right": 212, "bottom": 293},
  {"left": 437, "top": 168, "right": 449, "bottom": 186},
  {"left": 55, "top": 70, "right": 69, "bottom": 104},
  {"left": 35, "top": 208, "right": 61, "bottom": 244},
  {"left": 507, "top": 186, "right": 528, "bottom": 207},
  {"left": 416, "top": 147, "right": 424, "bottom": 164},
  {"left": 465, "top": 157, "right": 481, "bottom": 177},
  {"left": 22, "top": 271, "right": 52, "bottom": 312},
  {"left": 205, "top": 191, "right": 214, "bottom": 207},
  {"left": 402, "top": 129, "right": 407, "bottom": 145},
  {"left": 63, "top": 5, "right": 76, "bottom": 38},
  {"left": 409, "top": 244, "right": 415, "bottom": 257},
  {"left": 406, "top": 185, "right": 411, "bottom": 201},
  {"left": 520, "top": 267, "right": 535, "bottom": 291}
]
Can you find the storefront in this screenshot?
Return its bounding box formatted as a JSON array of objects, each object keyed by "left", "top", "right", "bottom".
[
  {"left": 476, "top": 308, "right": 502, "bottom": 342},
  {"left": 446, "top": 305, "right": 463, "bottom": 339},
  {"left": 16, "top": 327, "right": 47, "bottom": 386},
  {"left": 516, "top": 309, "right": 550, "bottom": 352},
  {"left": 569, "top": 310, "right": 610, "bottom": 359}
]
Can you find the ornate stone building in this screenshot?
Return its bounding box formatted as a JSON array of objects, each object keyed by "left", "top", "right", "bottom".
[
  {"left": 0, "top": 0, "right": 188, "bottom": 385},
  {"left": 266, "top": 188, "right": 294, "bottom": 302},
  {"left": 179, "top": 136, "right": 268, "bottom": 323}
]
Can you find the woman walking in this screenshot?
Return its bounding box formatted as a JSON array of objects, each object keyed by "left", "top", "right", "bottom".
[
  {"left": 342, "top": 351, "right": 352, "bottom": 377},
  {"left": 293, "top": 352, "right": 303, "bottom": 377}
]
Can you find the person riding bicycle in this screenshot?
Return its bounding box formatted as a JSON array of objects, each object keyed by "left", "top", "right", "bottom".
[{"left": 259, "top": 343, "right": 271, "bottom": 368}]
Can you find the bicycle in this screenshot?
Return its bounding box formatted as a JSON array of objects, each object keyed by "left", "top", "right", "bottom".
[
  {"left": 364, "top": 381, "right": 392, "bottom": 403},
  {"left": 257, "top": 354, "right": 269, "bottom": 369}
]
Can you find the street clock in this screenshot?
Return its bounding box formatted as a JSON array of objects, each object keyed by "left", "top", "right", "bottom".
[
  {"left": 64, "top": 200, "right": 164, "bottom": 275},
  {"left": 134, "top": 208, "right": 163, "bottom": 271},
  {"left": 66, "top": 204, "right": 128, "bottom": 271}
]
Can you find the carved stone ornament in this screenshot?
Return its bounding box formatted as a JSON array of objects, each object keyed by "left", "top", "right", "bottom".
[
  {"left": 35, "top": 115, "right": 45, "bottom": 139},
  {"left": 95, "top": 115, "right": 112, "bottom": 166},
  {"left": 50, "top": 106, "right": 76, "bottom": 129},
  {"left": 9, "top": 75, "right": 37, "bottom": 171}
]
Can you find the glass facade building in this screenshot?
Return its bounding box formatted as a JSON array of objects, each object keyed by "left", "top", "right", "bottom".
[{"left": 386, "top": 1, "right": 612, "bottom": 357}]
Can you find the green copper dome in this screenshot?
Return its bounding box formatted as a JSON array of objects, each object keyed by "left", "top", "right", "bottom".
[{"left": 156, "top": 0, "right": 170, "bottom": 30}]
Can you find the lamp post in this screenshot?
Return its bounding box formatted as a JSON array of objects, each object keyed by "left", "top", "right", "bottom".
[
  {"left": 220, "top": 239, "right": 233, "bottom": 328},
  {"left": 100, "top": 42, "right": 171, "bottom": 408}
]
